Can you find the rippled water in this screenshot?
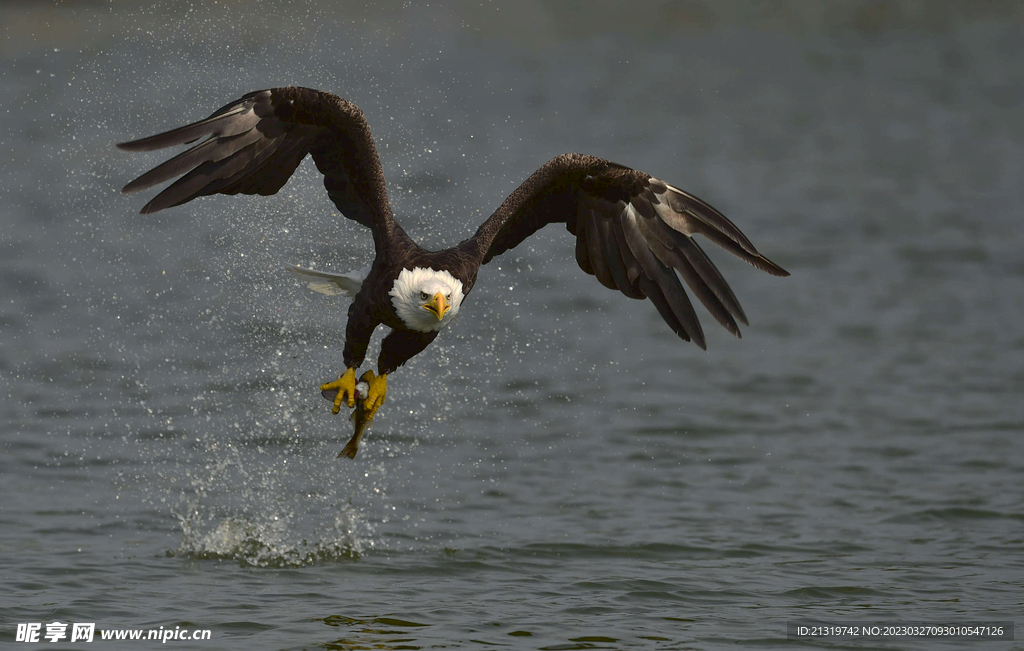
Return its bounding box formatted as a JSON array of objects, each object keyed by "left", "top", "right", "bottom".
[{"left": 2, "top": 1, "right": 1023, "bottom": 649}]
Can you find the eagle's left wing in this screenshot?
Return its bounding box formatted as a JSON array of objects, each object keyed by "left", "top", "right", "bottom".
[{"left": 470, "top": 153, "right": 788, "bottom": 349}]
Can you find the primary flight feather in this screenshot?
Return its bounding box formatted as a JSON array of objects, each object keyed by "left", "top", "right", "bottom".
[{"left": 118, "top": 86, "right": 788, "bottom": 455}]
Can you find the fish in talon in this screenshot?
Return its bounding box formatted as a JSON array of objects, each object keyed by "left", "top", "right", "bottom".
[{"left": 322, "top": 381, "right": 373, "bottom": 459}]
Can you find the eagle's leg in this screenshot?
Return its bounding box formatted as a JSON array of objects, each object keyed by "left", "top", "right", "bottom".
[
  {"left": 359, "top": 369, "right": 388, "bottom": 419},
  {"left": 321, "top": 367, "right": 358, "bottom": 414}
]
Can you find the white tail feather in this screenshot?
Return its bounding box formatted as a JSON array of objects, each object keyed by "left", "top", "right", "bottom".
[{"left": 287, "top": 265, "right": 369, "bottom": 298}]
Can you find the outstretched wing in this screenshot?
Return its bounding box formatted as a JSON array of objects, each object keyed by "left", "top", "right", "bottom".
[
  {"left": 471, "top": 153, "right": 788, "bottom": 349},
  {"left": 118, "top": 87, "right": 395, "bottom": 246}
]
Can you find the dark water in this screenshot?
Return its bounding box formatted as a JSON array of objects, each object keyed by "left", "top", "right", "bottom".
[{"left": 3, "top": 1, "right": 1023, "bottom": 648}]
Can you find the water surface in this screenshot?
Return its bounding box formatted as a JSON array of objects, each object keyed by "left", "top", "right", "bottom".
[{"left": 2, "top": 1, "right": 1022, "bottom": 648}]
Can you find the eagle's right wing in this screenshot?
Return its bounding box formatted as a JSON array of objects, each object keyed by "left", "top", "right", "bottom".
[{"left": 118, "top": 87, "right": 396, "bottom": 253}]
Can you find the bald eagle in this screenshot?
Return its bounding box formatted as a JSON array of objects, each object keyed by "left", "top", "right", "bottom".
[{"left": 118, "top": 87, "right": 788, "bottom": 424}]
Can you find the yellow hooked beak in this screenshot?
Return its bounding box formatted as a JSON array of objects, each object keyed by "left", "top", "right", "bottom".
[{"left": 423, "top": 292, "right": 450, "bottom": 320}]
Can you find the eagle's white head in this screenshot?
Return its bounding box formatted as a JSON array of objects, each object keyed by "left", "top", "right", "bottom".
[{"left": 389, "top": 267, "right": 465, "bottom": 333}]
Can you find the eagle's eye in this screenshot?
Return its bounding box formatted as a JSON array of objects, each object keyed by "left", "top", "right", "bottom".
[
  {"left": 445, "top": 292, "right": 451, "bottom": 300},
  {"left": 420, "top": 291, "right": 429, "bottom": 300}
]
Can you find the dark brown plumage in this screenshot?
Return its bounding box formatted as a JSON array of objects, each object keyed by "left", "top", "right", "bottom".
[{"left": 118, "top": 86, "right": 788, "bottom": 425}]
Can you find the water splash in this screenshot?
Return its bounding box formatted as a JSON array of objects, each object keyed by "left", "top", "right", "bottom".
[{"left": 171, "top": 508, "right": 370, "bottom": 567}]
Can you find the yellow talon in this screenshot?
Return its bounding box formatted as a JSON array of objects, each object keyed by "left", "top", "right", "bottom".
[
  {"left": 359, "top": 370, "right": 388, "bottom": 419},
  {"left": 321, "top": 367, "right": 357, "bottom": 414}
]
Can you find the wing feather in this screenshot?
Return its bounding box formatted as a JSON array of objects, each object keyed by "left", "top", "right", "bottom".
[
  {"left": 574, "top": 230, "right": 593, "bottom": 276},
  {"left": 121, "top": 128, "right": 261, "bottom": 196},
  {"left": 138, "top": 133, "right": 288, "bottom": 213},
  {"left": 637, "top": 276, "right": 692, "bottom": 346},
  {"left": 594, "top": 205, "right": 642, "bottom": 299},
  {"left": 118, "top": 87, "right": 395, "bottom": 248},
  {"left": 621, "top": 202, "right": 705, "bottom": 347},
  {"left": 116, "top": 103, "right": 258, "bottom": 152},
  {"left": 658, "top": 185, "right": 788, "bottom": 276},
  {"left": 583, "top": 209, "right": 617, "bottom": 291},
  {"left": 673, "top": 236, "right": 748, "bottom": 324},
  {"left": 645, "top": 228, "right": 741, "bottom": 337},
  {"left": 470, "top": 153, "right": 788, "bottom": 347},
  {"left": 631, "top": 206, "right": 745, "bottom": 332},
  {"left": 608, "top": 214, "right": 644, "bottom": 289}
]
